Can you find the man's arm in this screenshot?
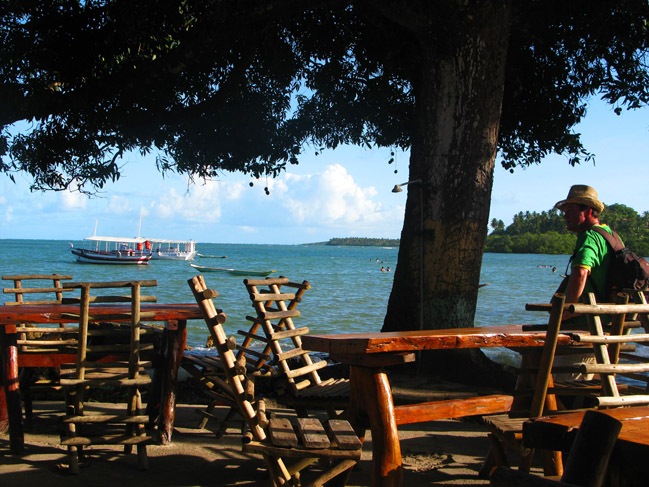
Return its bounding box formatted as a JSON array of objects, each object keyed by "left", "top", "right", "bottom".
[{"left": 562, "top": 266, "right": 589, "bottom": 321}]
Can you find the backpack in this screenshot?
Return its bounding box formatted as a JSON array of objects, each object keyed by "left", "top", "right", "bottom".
[{"left": 589, "top": 226, "right": 649, "bottom": 299}]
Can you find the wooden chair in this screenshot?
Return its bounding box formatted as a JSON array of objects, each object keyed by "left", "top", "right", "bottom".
[
  {"left": 481, "top": 293, "right": 570, "bottom": 477},
  {"left": 2, "top": 274, "right": 75, "bottom": 422},
  {"left": 188, "top": 274, "right": 362, "bottom": 487},
  {"left": 565, "top": 292, "right": 649, "bottom": 408},
  {"left": 58, "top": 279, "right": 157, "bottom": 474},
  {"left": 490, "top": 409, "right": 622, "bottom": 487},
  {"left": 184, "top": 276, "right": 349, "bottom": 434},
  {"left": 242, "top": 277, "right": 349, "bottom": 413}
]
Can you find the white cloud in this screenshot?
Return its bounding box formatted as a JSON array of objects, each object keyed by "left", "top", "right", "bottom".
[
  {"left": 60, "top": 190, "right": 87, "bottom": 210},
  {"left": 151, "top": 181, "right": 223, "bottom": 222},
  {"left": 107, "top": 195, "right": 130, "bottom": 214},
  {"left": 280, "top": 164, "right": 384, "bottom": 226},
  {"left": 4, "top": 205, "right": 14, "bottom": 223}
]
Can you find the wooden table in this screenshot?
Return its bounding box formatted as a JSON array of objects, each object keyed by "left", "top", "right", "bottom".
[
  {"left": 302, "top": 325, "right": 583, "bottom": 487},
  {"left": 0, "top": 302, "right": 203, "bottom": 454},
  {"left": 524, "top": 406, "right": 649, "bottom": 487}
]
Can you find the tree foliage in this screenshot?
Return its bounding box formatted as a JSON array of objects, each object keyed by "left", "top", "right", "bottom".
[
  {"left": 1, "top": 1, "right": 648, "bottom": 192},
  {"left": 486, "top": 203, "right": 649, "bottom": 256}
]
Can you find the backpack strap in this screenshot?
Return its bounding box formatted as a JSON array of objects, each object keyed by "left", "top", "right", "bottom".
[{"left": 589, "top": 226, "right": 624, "bottom": 252}]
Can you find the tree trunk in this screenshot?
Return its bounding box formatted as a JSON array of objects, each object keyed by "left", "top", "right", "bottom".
[{"left": 383, "top": 1, "right": 511, "bottom": 380}]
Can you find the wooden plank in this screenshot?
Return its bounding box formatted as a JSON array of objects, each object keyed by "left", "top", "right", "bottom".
[
  {"left": 284, "top": 360, "right": 327, "bottom": 379},
  {"left": 277, "top": 347, "right": 311, "bottom": 362},
  {"left": 295, "top": 417, "right": 330, "bottom": 449},
  {"left": 251, "top": 292, "right": 296, "bottom": 302},
  {"left": 268, "top": 417, "right": 299, "bottom": 447},
  {"left": 243, "top": 277, "right": 290, "bottom": 286},
  {"left": 326, "top": 419, "right": 362, "bottom": 450},
  {"left": 261, "top": 309, "right": 301, "bottom": 320},
  {"left": 302, "top": 325, "right": 583, "bottom": 355},
  {"left": 270, "top": 327, "right": 310, "bottom": 341},
  {"left": 394, "top": 394, "right": 514, "bottom": 425}
]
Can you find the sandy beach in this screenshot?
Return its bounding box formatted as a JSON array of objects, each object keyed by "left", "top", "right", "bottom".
[{"left": 0, "top": 373, "right": 524, "bottom": 486}]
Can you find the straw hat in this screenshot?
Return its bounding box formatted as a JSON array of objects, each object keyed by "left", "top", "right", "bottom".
[{"left": 554, "top": 185, "right": 605, "bottom": 213}]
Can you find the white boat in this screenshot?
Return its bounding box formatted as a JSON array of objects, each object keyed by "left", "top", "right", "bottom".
[
  {"left": 70, "top": 236, "right": 153, "bottom": 265},
  {"left": 147, "top": 239, "right": 198, "bottom": 261}
]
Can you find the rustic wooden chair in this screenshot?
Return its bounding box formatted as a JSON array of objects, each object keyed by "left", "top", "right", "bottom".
[
  {"left": 242, "top": 277, "right": 349, "bottom": 414},
  {"left": 188, "top": 274, "right": 362, "bottom": 487},
  {"left": 491, "top": 410, "right": 622, "bottom": 487},
  {"left": 481, "top": 293, "right": 570, "bottom": 477},
  {"left": 565, "top": 292, "right": 649, "bottom": 408},
  {"left": 58, "top": 279, "right": 158, "bottom": 474},
  {"left": 2, "top": 274, "right": 76, "bottom": 422}
]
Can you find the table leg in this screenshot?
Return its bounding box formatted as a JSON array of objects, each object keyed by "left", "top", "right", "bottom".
[
  {"left": 349, "top": 365, "right": 402, "bottom": 487},
  {"left": 0, "top": 326, "right": 24, "bottom": 453},
  {"left": 151, "top": 319, "right": 186, "bottom": 445}
]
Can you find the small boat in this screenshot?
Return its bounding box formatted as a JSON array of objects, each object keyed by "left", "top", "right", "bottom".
[
  {"left": 197, "top": 253, "right": 227, "bottom": 259},
  {"left": 70, "top": 236, "right": 152, "bottom": 265},
  {"left": 190, "top": 263, "right": 276, "bottom": 277},
  {"left": 146, "top": 239, "right": 198, "bottom": 261}
]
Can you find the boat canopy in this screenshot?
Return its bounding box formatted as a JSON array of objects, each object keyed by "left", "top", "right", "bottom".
[
  {"left": 144, "top": 238, "right": 195, "bottom": 244},
  {"left": 84, "top": 236, "right": 148, "bottom": 243}
]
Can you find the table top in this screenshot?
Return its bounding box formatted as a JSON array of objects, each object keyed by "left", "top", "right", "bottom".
[
  {"left": 302, "top": 324, "right": 583, "bottom": 356},
  {"left": 0, "top": 302, "right": 203, "bottom": 327},
  {"left": 526, "top": 406, "right": 649, "bottom": 449}
]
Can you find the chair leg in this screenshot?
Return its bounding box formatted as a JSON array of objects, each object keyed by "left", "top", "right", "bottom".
[
  {"left": 137, "top": 444, "right": 148, "bottom": 471},
  {"left": 479, "top": 433, "right": 509, "bottom": 478}
]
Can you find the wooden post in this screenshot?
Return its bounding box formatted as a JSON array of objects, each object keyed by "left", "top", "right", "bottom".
[
  {"left": 561, "top": 410, "right": 622, "bottom": 487},
  {"left": 350, "top": 365, "right": 402, "bottom": 487},
  {"left": 0, "top": 325, "right": 24, "bottom": 453}
]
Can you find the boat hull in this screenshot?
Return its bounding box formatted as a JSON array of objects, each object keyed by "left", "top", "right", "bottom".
[
  {"left": 151, "top": 250, "right": 198, "bottom": 261},
  {"left": 190, "top": 263, "right": 274, "bottom": 276},
  {"left": 71, "top": 247, "right": 151, "bottom": 265}
]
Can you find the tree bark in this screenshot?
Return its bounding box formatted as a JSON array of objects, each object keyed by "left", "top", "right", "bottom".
[{"left": 383, "top": 1, "right": 511, "bottom": 378}]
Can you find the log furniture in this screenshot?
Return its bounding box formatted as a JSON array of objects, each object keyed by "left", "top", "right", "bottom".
[
  {"left": 2, "top": 274, "right": 75, "bottom": 422},
  {"left": 188, "top": 274, "right": 363, "bottom": 487},
  {"left": 59, "top": 280, "right": 157, "bottom": 473},
  {"left": 491, "top": 409, "right": 622, "bottom": 487},
  {"left": 0, "top": 298, "right": 203, "bottom": 453},
  {"left": 523, "top": 406, "right": 649, "bottom": 487},
  {"left": 183, "top": 276, "right": 349, "bottom": 435},
  {"left": 301, "top": 321, "right": 585, "bottom": 487}
]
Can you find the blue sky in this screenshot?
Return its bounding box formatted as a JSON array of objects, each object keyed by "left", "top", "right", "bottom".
[{"left": 0, "top": 97, "right": 647, "bottom": 244}]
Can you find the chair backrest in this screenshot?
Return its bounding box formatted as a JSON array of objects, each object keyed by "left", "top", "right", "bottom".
[
  {"left": 567, "top": 291, "right": 649, "bottom": 408},
  {"left": 62, "top": 280, "right": 158, "bottom": 381},
  {"left": 188, "top": 275, "right": 266, "bottom": 441},
  {"left": 3, "top": 274, "right": 74, "bottom": 305},
  {"left": 243, "top": 277, "right": 325, "bottom": 394},
  {"left": 3, "top": 274, "right": 77, "bottom": 353}
]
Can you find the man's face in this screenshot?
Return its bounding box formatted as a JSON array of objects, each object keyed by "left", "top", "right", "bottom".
[{"left": 561, "top": 203, "right": 589, "bottom": 233}]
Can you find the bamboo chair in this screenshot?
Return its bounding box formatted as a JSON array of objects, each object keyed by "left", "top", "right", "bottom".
[
  {"left": 58, "top": 279, "right": 157, "bottom": 474},
  {"left": 565, "top": 291, "right": 649, "bottom": 409},
  {"left": 188, "top": 275, "right": 362, "bottom": 487},
  {"left": 490, "top": 410, "right": 622, "bottom": 487},
  {"left": 242, "top": 277, "right": 349, "bottom": 414},
  {"left": 2, "top": 274, "right": 76, "bottom": 422},
  {"left": 481, "top": 293, "right": 569, "bottom": 477}
]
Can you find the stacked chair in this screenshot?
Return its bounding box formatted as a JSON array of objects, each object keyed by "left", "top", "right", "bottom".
[
  {"left": 58, "top": 279, "right": 157, "bottom": 474},
  {"left": 188, "top": 274, "right": 362, "bottom": 487},
  {"left": 2, "top": 273, "right": 76, "bottom": 422},
  {"left": 183, "top": 276, "right": 349, "bottom": 435}
]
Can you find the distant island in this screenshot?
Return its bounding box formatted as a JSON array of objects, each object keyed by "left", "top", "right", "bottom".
[{"left": 307, "top": 237, "right": 400, "bottom": 247}]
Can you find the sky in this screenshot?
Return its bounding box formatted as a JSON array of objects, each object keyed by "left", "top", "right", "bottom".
[{"left": 0, "top": 97, "right": 647, "bottom": 244}]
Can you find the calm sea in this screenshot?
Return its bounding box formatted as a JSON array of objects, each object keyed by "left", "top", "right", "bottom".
[{"left": 0, "top": 240, "right": 570, "bottom": 354}]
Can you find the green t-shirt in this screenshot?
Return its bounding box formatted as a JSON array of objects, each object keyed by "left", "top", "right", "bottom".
[{"left": 571, "top": 224, "right": 614, "bottom": 301}]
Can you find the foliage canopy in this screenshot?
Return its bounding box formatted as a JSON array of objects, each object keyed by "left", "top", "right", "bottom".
[{"left": 1, "top": 1, "right": 648, "bottom": 192}]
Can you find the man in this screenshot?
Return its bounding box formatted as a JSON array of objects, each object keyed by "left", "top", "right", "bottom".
[{"left": 555, "top": 185, "right": 612, "bottom": 320}]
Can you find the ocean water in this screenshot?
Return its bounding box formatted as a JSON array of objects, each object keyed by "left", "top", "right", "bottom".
[{"left": 0, "top": 239, "right": 570, "bottom": 353}]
